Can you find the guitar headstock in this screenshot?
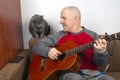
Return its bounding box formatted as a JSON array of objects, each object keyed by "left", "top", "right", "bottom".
[{"left": 105, "top": 32, "right": 120, "bottom": 42}]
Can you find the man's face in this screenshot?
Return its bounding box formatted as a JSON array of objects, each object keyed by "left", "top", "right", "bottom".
[{"left": 60, "top": 9, "right": 75, "bottom": 32}]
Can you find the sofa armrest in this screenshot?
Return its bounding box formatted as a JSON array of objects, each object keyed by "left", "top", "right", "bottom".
[{"left": 0, "top": 49, "right": 30, "bottom": 80}]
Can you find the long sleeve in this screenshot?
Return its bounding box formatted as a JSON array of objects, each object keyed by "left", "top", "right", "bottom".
[
  {"left": 32, "top": 31, "right": 66, "bottom": 57},
  {"left": 32, "top": 36, "right": 55, "bottom": 57}
]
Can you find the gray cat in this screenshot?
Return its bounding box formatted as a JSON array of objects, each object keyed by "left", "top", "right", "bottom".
[{"left": 29, "top": 14, "right": 50, "bottom": 38}]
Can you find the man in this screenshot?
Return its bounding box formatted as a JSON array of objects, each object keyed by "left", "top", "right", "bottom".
[{"left": 32, "top": 6, "right": 114, "bottom": 80}]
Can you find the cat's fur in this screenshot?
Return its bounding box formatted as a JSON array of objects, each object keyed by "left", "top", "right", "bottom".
[{"left": 29, "top": 14, "right": 50, "bottom": 38}]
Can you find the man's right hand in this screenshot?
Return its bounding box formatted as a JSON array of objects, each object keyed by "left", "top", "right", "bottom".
[{"left": 48, "top": 48, "right": 62, "bottom": 60}]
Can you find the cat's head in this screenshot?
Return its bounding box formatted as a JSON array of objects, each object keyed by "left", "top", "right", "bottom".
[{"left": 31, "top": 15, "right": 44, "bottom": 27}]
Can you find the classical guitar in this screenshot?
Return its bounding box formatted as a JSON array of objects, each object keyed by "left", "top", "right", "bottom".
[{"left": 29, "top": 32, "right": 120, "bottom": 80}]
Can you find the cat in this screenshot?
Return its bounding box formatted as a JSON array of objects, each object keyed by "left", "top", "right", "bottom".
[{"left": 29, "top": 14, "right": 50, "bottom": 38}]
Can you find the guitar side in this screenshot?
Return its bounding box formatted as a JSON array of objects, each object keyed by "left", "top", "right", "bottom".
[{"left": 29, "top": 41, "right": 79, "bottom": 80}]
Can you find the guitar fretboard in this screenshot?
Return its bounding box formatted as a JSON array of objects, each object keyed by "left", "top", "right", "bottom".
[
  {"left": 58, "top": 32, "right": 120, "bottom": 60},
  {"left": 65, "top": 42, "right": 94, "bottom": 56}
]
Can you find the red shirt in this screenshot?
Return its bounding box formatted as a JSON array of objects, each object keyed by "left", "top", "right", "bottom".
[{"left": 57, "top": 32, "right": 97, "bottom": 70}]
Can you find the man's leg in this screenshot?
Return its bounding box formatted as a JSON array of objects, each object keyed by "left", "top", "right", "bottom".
[
  {"left": 59, "top": 73, "right": 84, "bottom": 80},
  {"left": 98, "top": 75, "right": 114, "bottom": 80}
]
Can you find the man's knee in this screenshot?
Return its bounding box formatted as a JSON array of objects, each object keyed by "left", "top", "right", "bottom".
[{"left": 59, "top": 73, "right": 84, "bottom": 80}]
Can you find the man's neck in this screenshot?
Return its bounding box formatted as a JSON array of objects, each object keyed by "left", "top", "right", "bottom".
[{"left": 71, "top": 26, "right": 83, "bottom": 33}]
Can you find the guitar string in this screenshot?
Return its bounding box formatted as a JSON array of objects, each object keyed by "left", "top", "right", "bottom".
[{"left": 64, "top": 42, "right": 93, "bottom": 57}]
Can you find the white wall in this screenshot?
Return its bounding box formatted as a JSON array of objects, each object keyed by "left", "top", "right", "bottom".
[{"left": 21, "top": 0, "right": 120, "bottom": 49}]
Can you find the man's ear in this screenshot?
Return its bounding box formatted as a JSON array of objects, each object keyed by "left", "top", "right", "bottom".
[{"left": 74, "top": 16, "right": 79, "bottom": 22}]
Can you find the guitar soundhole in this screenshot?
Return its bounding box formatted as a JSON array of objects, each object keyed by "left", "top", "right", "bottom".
[{"left": 58, "top": 53, "right": 66, "bottom": 60}]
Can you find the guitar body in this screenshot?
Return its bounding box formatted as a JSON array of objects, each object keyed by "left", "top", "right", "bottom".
[{"left": 29, "top": 41, "right": 80, "bottom": 80}]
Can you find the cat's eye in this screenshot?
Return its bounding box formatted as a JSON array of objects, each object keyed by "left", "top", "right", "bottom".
[{"left": 34, "top": 21, "right": 39, "bottom": 24}]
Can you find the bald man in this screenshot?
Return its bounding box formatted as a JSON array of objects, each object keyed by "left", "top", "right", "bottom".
[{"left": 32, "top": 6, "right": 114, "bottom": 80}]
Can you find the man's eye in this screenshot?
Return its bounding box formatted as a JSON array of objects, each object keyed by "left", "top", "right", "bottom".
[{"left": 62, "top": 17, "right": 64, "bottom": 19}]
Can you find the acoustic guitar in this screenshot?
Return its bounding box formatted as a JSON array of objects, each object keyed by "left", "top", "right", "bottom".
[{"left": 29, "top": 32, "right": 120, "bottom": 80}]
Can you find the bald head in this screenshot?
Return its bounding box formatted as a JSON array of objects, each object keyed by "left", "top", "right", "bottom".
[
  {"left": 62, "top": 6, "right": 81, "bottom": 20},
  {"left": 60, "top": 6, "right": 82, "bottom": 33}
]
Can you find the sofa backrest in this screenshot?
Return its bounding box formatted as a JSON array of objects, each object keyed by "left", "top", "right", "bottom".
[{"left": 98, "top": 40, "right": 120, "bottom": 72}]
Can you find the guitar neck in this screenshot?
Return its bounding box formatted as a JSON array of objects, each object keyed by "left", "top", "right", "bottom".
[
  {"left": 58, "top": 32, "right": 120, "bottom": 60},
  {"left": 65, "top": 32, "right": 120, "bottom": 56},
  {"left": 65, "top": 41, "right": 94, "bottom": 56}
]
